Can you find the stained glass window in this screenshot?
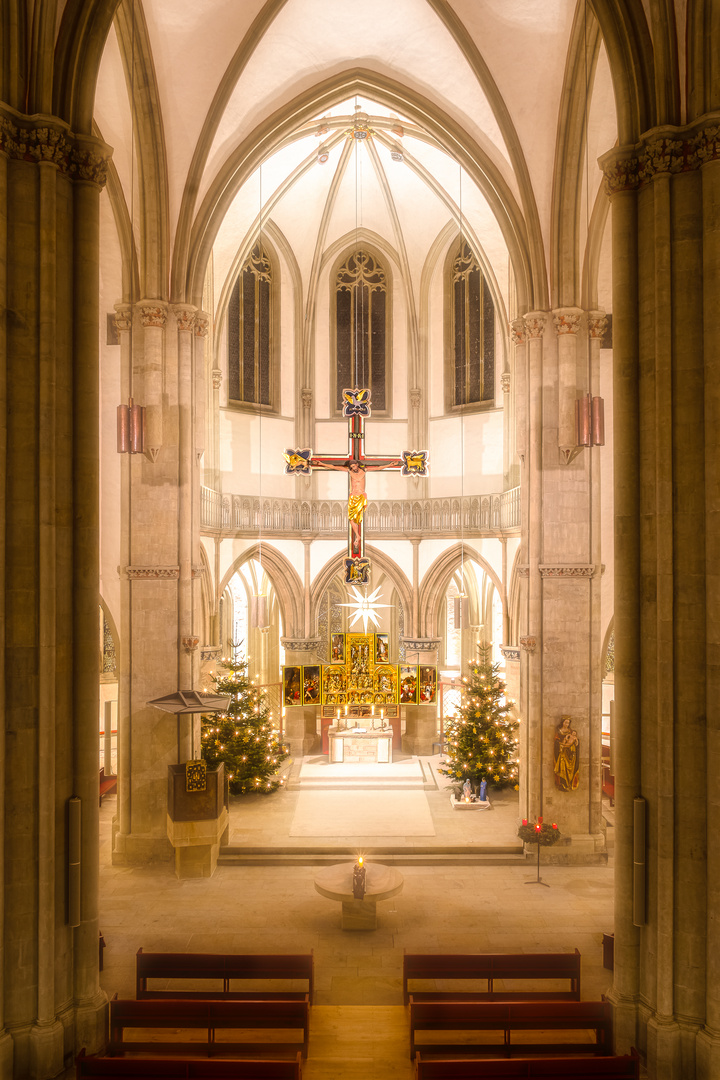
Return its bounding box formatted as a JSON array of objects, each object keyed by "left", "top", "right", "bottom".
[
  {"left": 228, "top": 242, "right": 273, "bottom": 408},
  {"left": 450, "top": 241, "right": 495, "bottom": 407},
  {"left": 335, "top": 250, "right": 387, "bottom": 412}
]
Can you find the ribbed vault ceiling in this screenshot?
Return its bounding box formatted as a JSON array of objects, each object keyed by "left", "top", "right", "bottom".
[{"left": 92, "top": 0, "right": 617, "bottom": 312}]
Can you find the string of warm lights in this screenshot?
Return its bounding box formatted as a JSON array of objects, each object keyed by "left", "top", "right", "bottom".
[{"left": 200, "top": 649, "right": 289, "bottom": 794}]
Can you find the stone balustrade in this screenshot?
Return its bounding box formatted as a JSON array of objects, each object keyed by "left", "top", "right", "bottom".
[{"left": 201, "top": 486, "right": 520, "bottom": 537}]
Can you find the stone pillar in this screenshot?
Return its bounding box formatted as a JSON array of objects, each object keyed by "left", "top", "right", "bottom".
[
  {"left": 699, "top": 152, "right": 720, "bottom": 1080},
  {"left": 174, "top": 305, "right": 197, "bottom": 690},
  {"left": 280, "top": 640, "right": 321, "bottom": 756},
  {"left": 552, "top": 307, "right": 583, "bottom": 462},
  {"left": 0, "top": 106, "right": 111, "bottom": 1076},
  {"left": 520, "top": 307, "right": 605, "bottom": 861},
  {"left": 600, "top": 118, "right": 720, "bottom": 1077},
  {"left": 523, "top": 313, "right": 545, "bottom": 822},
  {"left": 113, "top": 300, "right": 183, "bottom": 866}
]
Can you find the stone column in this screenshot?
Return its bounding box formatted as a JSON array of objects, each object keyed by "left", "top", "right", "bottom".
[
  {"left": 599, "top": 118, "right": 720, "bottom": 1076},
  {"left": 137, "top": 302, "right": 166, "bottom": 460},
  {"left": 0, "top": 144, "right": 9, "bottom": 1080},
  {"left": 114, "top": 301, "right": 180, "bottom": 866},
  {"left": 1, "top": 107, "right": 110, "bottom": 1076},
  {"left": 699, "top": 152, "right": 720, "bottom": 1080},
  {"left": 552, "top": 307, "right": 583, "bottom": 462},
  {"left": 520, "top": 306, "right": 604, "bottom": 861},
  {"left": 523, "top": 313, "right": 545, "bottom": 821},
  {"left": 174, "top": 305, "right": 197, "bottom": 691}
]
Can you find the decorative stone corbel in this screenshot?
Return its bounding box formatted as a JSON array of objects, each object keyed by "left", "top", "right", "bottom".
[{"left": 519, "top": 636, "right": 537, "bottom": 653}]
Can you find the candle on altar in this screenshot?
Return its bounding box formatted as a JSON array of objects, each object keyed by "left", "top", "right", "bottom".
[{"left": 352, "top": 855, "right": 366, "bottom": 899}]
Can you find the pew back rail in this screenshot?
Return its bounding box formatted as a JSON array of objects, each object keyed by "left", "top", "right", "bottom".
[
  {"left": 403, "top": 951, "right": 581, "bottom": 1005},
  {"left": 109, "top": 996, "right": 309, "bottom": 1058},
  {"left": 76, "top": 1049, "right": 302, "bottom": 1079},
  {"left": 409, "top": 999, "right": 612, "bottom": 1059},
  {"left": 136, "top": 950, "right": 314, "bottom": 1003},
  {"left": 414, "top": 1048, "right": 639, "bottom": 1078}
]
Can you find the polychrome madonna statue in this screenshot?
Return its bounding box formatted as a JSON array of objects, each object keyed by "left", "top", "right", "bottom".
[{"left": 553, "top": 715, "right": 580, "bottom": 791}]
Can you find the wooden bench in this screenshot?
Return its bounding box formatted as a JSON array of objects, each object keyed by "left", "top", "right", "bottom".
[
  {"left": 403, "top": 951, "right": 581, "bottom": 1005},
  {"left": 409, "top": 999, "right": 613, "bottom": 1058},
  {"left": 109, "top": 996, "right": 309, "bottom": 1057},
  {"left": 99, "top": 768, "right": 117, "bottom": 807},
  {"left": 77, "top": 1049, "right": 302, "bottom": 1079},
  {"left": 415, "top": 1048, "right": 639, "bottom": 1078},
  {"left": 136, "top": 950, "right": 314, "bottom": 1003}
]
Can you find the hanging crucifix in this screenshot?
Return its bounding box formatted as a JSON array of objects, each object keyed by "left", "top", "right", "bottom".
[{"left": 284, "top": 388, "right": 429, "bottom": 585}]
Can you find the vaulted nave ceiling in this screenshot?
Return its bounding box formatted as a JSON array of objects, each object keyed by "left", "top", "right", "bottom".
[{"left": 93, "top": 0, "right": 618, "bottom": 314}]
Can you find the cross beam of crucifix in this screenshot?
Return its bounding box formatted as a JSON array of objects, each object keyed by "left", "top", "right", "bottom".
[{"left": 284, "top": 388, "right": 429, "bottom": 584}]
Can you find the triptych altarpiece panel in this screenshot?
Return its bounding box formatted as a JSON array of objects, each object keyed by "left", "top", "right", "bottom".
[{"left": 282, "top": 633, "right": 437, "bottom": 709}]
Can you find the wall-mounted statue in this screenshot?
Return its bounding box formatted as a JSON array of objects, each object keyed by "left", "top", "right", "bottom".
[{"left": 554, "top": 715, "right": 580, "bottom": 791}]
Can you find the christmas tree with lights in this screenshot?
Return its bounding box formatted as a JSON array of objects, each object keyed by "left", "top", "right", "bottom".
[
  {"left": 201, "top": 651, "right": 289, "bottom": 795},
  {"left": 439, "top": 645, "right": 519, "bottom": 794}
]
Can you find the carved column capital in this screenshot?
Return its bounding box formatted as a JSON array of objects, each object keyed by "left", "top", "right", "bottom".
[
  {"left": 137, "top": 301, "right": 168, "bottom": 329},
  {"left": 552, "top": 308, "right": 583, "bottom": 335},
  {"left": 173, "top": 304, "right": 197, "bottom": 333},
  {"left": 194, "top": 311, "right": 210, "bottom": 337},
  {"left": 523, "top": 312, "right": 547, "bottom": 338},
  {"left": 501, "top": 372, "right": 511, "bottom": 394},
  {"left": 211, "top": 369, "right": 223, "bottom": 391},
  {"left": 588, "top": 311, "right": 608, "bottom": 339},
  {"left": 600, "top": 114, "right": 720, "bottom": 195},
  {"left": 0, "top": 105, "right": 112, "bottom": 187},
  {"left": 113, "top": 303, "right": 132, "bottom": 333},
  {"left": 509, "top": 319, "right": 526, "bottom": 347}
]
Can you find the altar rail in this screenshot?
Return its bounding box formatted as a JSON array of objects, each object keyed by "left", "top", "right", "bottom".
[{"left": 201, "top": 487, "right": 520, "bottom": 537}]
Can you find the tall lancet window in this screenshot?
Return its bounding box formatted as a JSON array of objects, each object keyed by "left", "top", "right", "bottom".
[
  {"left": 335, "top": 250, "right": 388, "bottom": 413},
  {"left": 449, "top": 240, "right": 495, "bottom": 408},
  {"left": 228, "top": 241, "right": 274, "bottom": 409}
]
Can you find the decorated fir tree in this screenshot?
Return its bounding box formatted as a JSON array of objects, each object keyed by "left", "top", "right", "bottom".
[
  {"left": 201, "top": 651, "right": 289, "bottom": 795},
  {"left": 439, "top": 645, "right": 519, "bottom": 794}
]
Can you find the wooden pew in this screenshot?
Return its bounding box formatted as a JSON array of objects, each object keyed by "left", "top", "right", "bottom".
[
  {"left": 415, "top": 1048, "right": 639, "bottom": 1078},
  {"left": 99, "top": 768, "right": 117, "bottom": 807},
  {"left": 109, "top": 996, "right": 309, "bottom": 1057},
  {"left": 77, "top": 1049, "right": 302, "bottom": 1079},
  {"left": 409, "top": 999, "right": 613, "bottom": 1058},
  {"left": 403, "top": 951, "right": 581, "bottom": 1005},
  {"left": 136, "top": 950, "right": 314, "bottom": 1003}
]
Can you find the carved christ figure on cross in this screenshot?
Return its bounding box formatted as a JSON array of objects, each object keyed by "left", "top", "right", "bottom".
[
  {"left": 284, "top": 388, "right": 429, "bottom": 584},
  {"left": 321, "top": 458, "right": 396, "bottom": 557}
]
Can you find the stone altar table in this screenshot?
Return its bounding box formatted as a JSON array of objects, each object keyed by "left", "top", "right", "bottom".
[
  {"left": 314, "top": 862, "right": 404, "bottom": 930},
  {"left": 328, "top": 726, "right": 392, "bottom": 763}
]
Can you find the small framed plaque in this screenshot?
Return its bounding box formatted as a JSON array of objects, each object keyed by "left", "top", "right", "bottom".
[{"left": 185, "top": 759, "right": 207, "bottom": 793}]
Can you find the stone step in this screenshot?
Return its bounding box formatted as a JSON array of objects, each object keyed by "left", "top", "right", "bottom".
[
  {"left": 218, "top": 852, "right": 526, "bottom": 867},
  {"left": 287, "top": 778, "right": 430, "bottom": 790},
  {"left": 218, "top": 844, "right": 526, "bottom": 867}
]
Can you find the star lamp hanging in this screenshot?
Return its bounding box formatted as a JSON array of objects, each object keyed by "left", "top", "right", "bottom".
[{"left": 339, "top": 585, "right": 391, "bottom": 632}]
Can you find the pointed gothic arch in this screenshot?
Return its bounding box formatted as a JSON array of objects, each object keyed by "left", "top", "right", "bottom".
[
  {"left": 419, "top": 542, "right": 505, "bottom": 640},
  {"left": 218, "top": 544, "right": 304, "bottom": 639},
  {"left": 309, "top": 545, "right": 413, "bottom": 635}
]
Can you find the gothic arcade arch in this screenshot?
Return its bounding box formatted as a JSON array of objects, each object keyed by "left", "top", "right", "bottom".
[
  {"left": 309, "top": 545, "right": 413, "bottom": 636},
  {"left": 418, "top": 542, "right": 505, "bottom": 640},
  {"left": 218, "top": 544, "right": 304, "bottom": 639}
]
